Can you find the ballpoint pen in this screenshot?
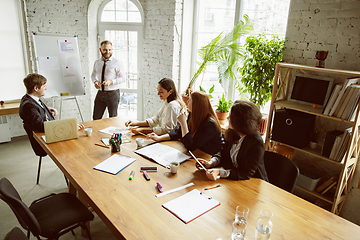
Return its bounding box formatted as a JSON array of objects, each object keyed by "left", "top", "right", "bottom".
[
  {"left": 204, "top": 184, "right": 221, "bottom": 190},
  {"left": 95, "top": 143, "right": 109, "bottom": 148},
  {"left": 188, "top": 150, "right": 207, "bottom": 171},
  {"left": 138, "top": 131, "right": 147, "bottom": 137}
]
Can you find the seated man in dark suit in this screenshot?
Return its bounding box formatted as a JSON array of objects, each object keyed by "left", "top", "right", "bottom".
[{"left": 19, "top": 73, "right": 58, "bottom": 156}]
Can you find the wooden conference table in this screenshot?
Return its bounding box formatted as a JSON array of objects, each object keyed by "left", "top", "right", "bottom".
[{"left": 34, "top": 116, "right": 360, "bottom": 240}]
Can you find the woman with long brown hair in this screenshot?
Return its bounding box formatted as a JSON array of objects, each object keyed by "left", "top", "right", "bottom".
[
  {"left": 125, "top": 78, "right": 186, "bottom": 135},
  {"left": 148, "top": 91, "right": 223, "bottom": 155},
  {"left": 197, "top": 100, "right": 268, "bottom": 181}
]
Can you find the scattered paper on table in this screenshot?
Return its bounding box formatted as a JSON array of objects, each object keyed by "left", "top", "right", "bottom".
[
  {"left": 99, "top": 126, "right": 130, "bottom": 135},
  {"left": 94, "top": 154, "right": 135, "bottom": 175}
]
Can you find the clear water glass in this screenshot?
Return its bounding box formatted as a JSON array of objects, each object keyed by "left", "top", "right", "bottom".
[
  {"left": 235, "top": 205, "right": 249, "bottom": 225},
  {"left": 232, "top": 222, "right": 246, "bottom": 240}
]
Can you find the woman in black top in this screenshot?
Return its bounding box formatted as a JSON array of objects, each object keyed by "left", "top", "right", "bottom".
[
  {"left": 198, "top": 100, "right": 268, "bottom": 181},
  {"left": 148, "top": 91, "right": 223, "bottom": 155}
]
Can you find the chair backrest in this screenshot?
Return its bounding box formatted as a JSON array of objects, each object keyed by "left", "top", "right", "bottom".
[
  {"left": 0, "top": 178, "right": 41, "bottom": 237},
  {"left": 4, "top": 227, "right": 28, "bottom": 240},
  {"left": 263, "top": 151, "right": 299, "bottom": 193}
]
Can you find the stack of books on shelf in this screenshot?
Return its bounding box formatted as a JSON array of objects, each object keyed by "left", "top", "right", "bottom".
[
  {"left": 322, "top": 127, "right": 352, "bottom": 163},
  {"left": 316, "top": 175, "right": 339, "bottom": 195},
  {"left": 323, "top": 77, "right": 360, "bottom": 121}
]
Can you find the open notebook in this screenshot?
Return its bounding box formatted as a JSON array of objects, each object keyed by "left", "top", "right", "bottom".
[
  {"left": 162, "top": 189, "right": 220, "bottom": 224},
  {"left": 134, "top": 143, "right": 189, "bottom": 167}
]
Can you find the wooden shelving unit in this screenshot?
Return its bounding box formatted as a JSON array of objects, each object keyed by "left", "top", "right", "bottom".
[{"left": 265, "top": 62, "right": 360, "bottom": 215}]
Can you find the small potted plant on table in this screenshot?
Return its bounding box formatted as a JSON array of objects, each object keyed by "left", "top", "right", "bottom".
[{"left": 215, "top": 93, "right": 232, "bottom": 125}]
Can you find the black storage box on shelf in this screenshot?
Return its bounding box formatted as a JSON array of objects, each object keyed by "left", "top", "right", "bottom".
[{"left": 271, "top": 109, "right": 316, "bottom": 148}]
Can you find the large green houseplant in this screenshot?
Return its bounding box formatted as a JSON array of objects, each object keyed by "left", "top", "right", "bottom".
[
  {"left": 183, "top": 14, "right": 253, "bottom": 97},
  {"left": 237, "top": 34, "right": 285, "bottom": 108},
  {"left": 237, "top": 34, "right": 284, "bottom": 135}
]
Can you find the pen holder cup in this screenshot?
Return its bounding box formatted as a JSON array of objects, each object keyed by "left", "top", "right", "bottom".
[
  {"left": 110, "top": 138, "right": 121, "bottom": 153},
  {"left": 111, "top": 144, "right": 120, "bottom": 152}
]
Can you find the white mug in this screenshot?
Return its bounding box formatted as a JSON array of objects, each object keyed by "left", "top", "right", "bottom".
[
  {"left": 166, "top": 161, "right": 179, "bottom": 174},
  {"left": 83, "top": 128, "right": 92, "bottom": 136},
  {"left": 136, "top": 138, "right": 145, "bottom": 148}
]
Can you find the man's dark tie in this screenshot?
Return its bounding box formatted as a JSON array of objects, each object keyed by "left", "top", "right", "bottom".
[
  {"left": 101, "top": 60, "right": 106, "bottom": 91},
  {"left": 39, "top": 100, "right": 54, "bottom": 121}
]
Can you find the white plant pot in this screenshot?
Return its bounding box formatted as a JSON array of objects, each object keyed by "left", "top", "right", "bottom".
[{"left": 309, "top": 141, "right": 318, "bottom": 149}]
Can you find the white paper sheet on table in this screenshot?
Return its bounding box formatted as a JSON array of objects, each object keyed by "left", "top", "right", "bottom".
[
  {"left": 162, "top": 189, "right": 220, "bottom": 224},
  {"left": 94, "top": 154, "right": 135, "bottom": 175},
  {"left": 99, "top": 126, "right": 130, "bottom": 135}
]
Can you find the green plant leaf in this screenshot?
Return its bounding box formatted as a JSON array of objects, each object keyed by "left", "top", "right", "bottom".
[
  {"left": 237, "top": 33, "right": 285, "bottom": 107},
  {"left": 187, "top": 14, "right": 253, "bottom": 91}
]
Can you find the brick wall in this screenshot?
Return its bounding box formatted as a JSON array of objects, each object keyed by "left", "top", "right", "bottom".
[
  {"left": 140, "top": 0, "right": 182, "bottom": 119},
  {"left": 8, "top": 0, "right": 92, "bottom": 138},
  {"left": 283, "top": 0, "right": 360, "bottom": 71},
  {"left": 9, "top": 0, "right": 181, "bottom": 136}
]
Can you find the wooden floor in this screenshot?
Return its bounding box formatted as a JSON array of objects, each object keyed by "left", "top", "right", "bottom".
[{"left": 0, "top": 136, "right": 117, "bottom": 240}]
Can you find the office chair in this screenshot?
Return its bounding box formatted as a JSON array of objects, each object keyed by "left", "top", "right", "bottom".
[
  {"left": 24, "top": 127, "right": 68, "bottom": 185},
  {"left": 23, "top": 123, "right": 48, "bottom": 185},
  {"left": 4, "top": 227, "right": 28, "bottom": 240},
  {"left": 263, "top": 151, "right": 299, "bottom": 193},
  {"left": 0, "top": 178, "right": 94, "bottom": 240}
]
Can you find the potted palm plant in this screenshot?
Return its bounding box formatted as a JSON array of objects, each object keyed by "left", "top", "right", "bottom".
[
  {"left": 182, "top": 14, "right": 253, "bottom": 104},
  {"left": 237, "top": 34, "right": 285, "bottom": 135}
]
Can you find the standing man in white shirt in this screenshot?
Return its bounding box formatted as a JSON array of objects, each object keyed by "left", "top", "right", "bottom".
[{"left": 92, "top": 40, "right": 125, "bottom": 120}]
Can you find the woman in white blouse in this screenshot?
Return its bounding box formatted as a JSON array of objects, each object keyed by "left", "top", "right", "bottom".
[{"left": 125, "top": 78, "right": 186, "bottom": 135}]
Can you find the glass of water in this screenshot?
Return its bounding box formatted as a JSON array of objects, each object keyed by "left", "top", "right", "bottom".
[
  {"left": 235, "top": 205, "right": 249, "bottom": 225},
  {"left": 232, "top": 222, "right": 246, "bottom": 240}
]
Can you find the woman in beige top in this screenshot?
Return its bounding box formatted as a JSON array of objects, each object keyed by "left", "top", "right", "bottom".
[{"left": 125, "top": 78, "right": 186, "bottom": 135}]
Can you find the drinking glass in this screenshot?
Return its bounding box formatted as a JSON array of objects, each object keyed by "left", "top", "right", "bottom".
[
  {"left": 235, "top": 205, "right": 249, "bottom": 225},
  {"left": 232, "top": 222, "right": 246, "bottom": 240}
]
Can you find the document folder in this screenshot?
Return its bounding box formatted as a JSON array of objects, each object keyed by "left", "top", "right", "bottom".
[{"left": 162, "top": 189, "right": 220, "bottom": 223}]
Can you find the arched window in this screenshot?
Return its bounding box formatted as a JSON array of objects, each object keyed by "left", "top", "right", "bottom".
[
  {"left": 101, "top": 0, "right": 142, "bottom": 23},
  {"left": 98, "top": 0, "right": 143, "bottom": 119}
]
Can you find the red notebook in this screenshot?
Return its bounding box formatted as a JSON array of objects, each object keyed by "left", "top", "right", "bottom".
[{"left": 162, "top": 189, "right": 220, "bottom": 224}]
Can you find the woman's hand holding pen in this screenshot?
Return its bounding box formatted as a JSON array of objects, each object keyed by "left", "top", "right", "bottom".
[
  {"left": 125, "top": 120, "right": 139, "bottom": 127},
  {"left": 177, "top": 111, "right": 187, "bottom": 126},
  {"left": 195, "top": 158, "right": 213, "bottom": 170},
  {"left": 206, "top": 169, "right": 220, "bottom": 181},
  {"left": 125, "top": 120, "right": 133, "bottom": 127},
  {"left": 129, "top": 127, "right": 140, "bottom": 134},
  {"left": 148, "top": 132, "right": 160, "bottom": 141}
]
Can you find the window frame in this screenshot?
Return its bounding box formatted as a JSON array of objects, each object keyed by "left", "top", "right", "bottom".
[{"left": 97, "top": 0, "right": 144, "bottom": 120}]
